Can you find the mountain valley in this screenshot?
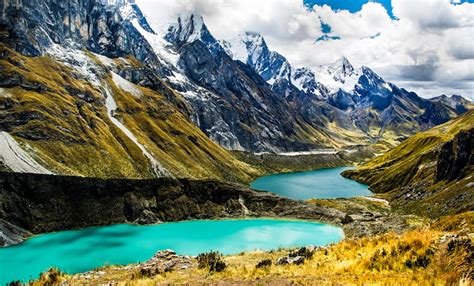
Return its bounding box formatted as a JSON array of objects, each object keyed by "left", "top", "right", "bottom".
[
  {"left": 0, "top": 0, "right": 472, "bottom": 285},
  {"left": 0, "top": 0, "right": 471, "bottom": 181}
]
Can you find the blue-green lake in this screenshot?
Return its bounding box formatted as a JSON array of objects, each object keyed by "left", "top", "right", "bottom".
[
  {"left": 0, "top": 219, "right": 343, "bottom": 284},
  {"left": 251, "top": 167, "right": 372, "bottom": 200}
]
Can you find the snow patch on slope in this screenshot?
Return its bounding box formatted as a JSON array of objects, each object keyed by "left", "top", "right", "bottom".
[
  {"left": 104, "top": 85, "right": 170, "bottom": 177},
  {"left": 0, "top": 132, "right": 52, "bottom": 174},
  {"left": 111, "top": 72, "right": 142, "bottom": 97},
  {"left": 221, "top": 37, "right": 248, "bottom": 63},
  {"left": 174, "top": 14, "right": 204, "bottom": 44},
  {"left": 95, "top": 53, "right": 115, "bottom": 67},
  {"left": 131, "top": 17, "right": 215, "bottom": 103},
  {"left": 48, "top": 44, "right": 102, "bottom": 87},
  {"left": 44, "top": 42, "right": 172, "bottom": 178},
  {"left": 130, "top": 18, "right": 181, "bottom": 69}
]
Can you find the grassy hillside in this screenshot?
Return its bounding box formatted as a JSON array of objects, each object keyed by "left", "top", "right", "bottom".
[
  {"left": 0, "top": 44, "right": 258, "bottom": 182},
  {"left": 344, "top": 111, "right": 474, "bottom": 217}
]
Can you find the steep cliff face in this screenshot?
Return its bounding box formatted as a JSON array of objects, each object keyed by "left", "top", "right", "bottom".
[
  {"left": 0, "top": 0, "right": 158, "bottom": 66},
  {"left": 0, "top": 172, "right": 347, "bottom": 238},
  {"left": 436, "top": 129, "right": 473, "bottom": 182},
  {"left": 343, "top": 111, "right": 474, "bottom": 218}
]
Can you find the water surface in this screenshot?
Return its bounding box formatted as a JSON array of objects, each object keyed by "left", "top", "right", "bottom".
[
  {"left": 0, "top": 219, "right": 343, "bottom": 284},
  {"left": 251, "top": 166, "right": 372, "bottom": 200}
]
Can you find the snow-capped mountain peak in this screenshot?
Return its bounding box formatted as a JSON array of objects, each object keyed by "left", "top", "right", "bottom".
[
  {"left": 222, "top": 31, "right": 291, "bottom": 83},
  {"left": 222, "top": 32, "right": 268, "bottom": 64},
  {"left": 164, "top": 14, "right": 223, "bottom": 55},
  {"left": 221, "top": 36, "right": 247, "bottom": 63},
  {"left": 358, "top": 66, "right": 386, "bottom": 88},
  {"left": 291, "top": 67, "right": 321, "bottom": 95},
  {"left": 241, "top": 32, "right": 267, "bottom": 65},
  {"left": 326, "top": 56, "right": 356, "bottom": 77},
  {"left": 116, "top": 1, "right": 155, "bottom": 34},
  {"left": 166, "top": 14, "right": 206, "bottom": 44},
  {"left": 314, "top": 57, "right": 361, "bottom": 93}
]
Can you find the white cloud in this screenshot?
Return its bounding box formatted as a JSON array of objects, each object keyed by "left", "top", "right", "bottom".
[
  {"left": 313, "top": 2, "right": 392, "bottom": 40},
  {"left": 392, "top": 0, "right": 474, "bottom": 30},
  {"left": 136, "top": 0, "right": 474, "bottom": 99}
]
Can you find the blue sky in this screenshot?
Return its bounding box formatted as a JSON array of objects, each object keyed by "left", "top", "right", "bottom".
[
  {"left": 304, "top": 0, "right": 474, "bottom": 19},
  {"left": 304, "top": 0, "right": 394, "bottom": 17}
]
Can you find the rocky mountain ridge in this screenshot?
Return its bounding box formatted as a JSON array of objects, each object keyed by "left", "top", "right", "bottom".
[
  {"left": 223, "top": 31, "right": 471, "bottom": 145},
  {"left": 0, "top": 0, "right": 471, "bottom": 179},
  {"left": 152, "top": 13, "right": 471, "bottom": 151}
]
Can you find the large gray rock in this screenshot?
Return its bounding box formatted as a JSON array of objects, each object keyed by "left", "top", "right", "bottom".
[{"left": 0, "top": 219, "right": 31, "bottom": 247}]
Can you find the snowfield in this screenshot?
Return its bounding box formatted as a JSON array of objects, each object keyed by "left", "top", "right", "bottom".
[{"left": 0, "top": 132, "right": 53, "bottom": 174}]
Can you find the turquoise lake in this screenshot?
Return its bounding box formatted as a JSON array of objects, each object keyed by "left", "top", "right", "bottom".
[
  {"left": 251, "top": 166, "right": 372, "bottom": 200},
  {"left": 0, "top": 219, "right": 343, "bottom": 284}
]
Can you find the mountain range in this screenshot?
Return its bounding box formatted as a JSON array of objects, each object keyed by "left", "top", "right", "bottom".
[{"left": 0, "top": 0, "right": 471, "bottom": 180}]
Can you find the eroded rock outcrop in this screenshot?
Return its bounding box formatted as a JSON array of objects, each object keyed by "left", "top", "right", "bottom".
[
  {"left": 0, "top": 219, "right": 31, "bottom": 247},
  {"left": 436, "top": 129, "right": 473, "bottom": 182}
]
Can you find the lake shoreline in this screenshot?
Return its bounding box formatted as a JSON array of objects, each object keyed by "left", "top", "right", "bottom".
[
  {"left": 0, "top": 219, "right": 345, "bottom": 284},
  {"left": 0, "top": 169, "right": 425, "bottom": 284},
  {"left": 250, "top": 166, "right": 372, "bottom": 200},
  {"left": 1, "top": 168, "right": 417, "bottom": 248}
]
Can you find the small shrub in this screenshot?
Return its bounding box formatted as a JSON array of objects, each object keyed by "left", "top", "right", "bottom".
[
  {"left": 131, "top": 268, "right": 161, "bottom": 279},
  {"left": 255, "top": 259, "right": 272, "bottom": 269},
  {"left": 289, "top": 247, "right": 314, "bottom": 260},
  {"left": 397, "top": 241, "right": 411, "bottom": 253},
  {"left": 37, "top": 268, "right": 64, "bottom": 286},
  {"left": 405, "top": 259, "right": 413, "bottom": 269},
  {"left": 371, "top": 249, "right": 380, "bottom": 262},
  {"left": 414, "top": 255, "right": 430, "bottom": 268},
  {"left": 197, "top": 251, "right": 226, "bottom": 272},
  {"left": 425, "top": 247, "right": 436, "bottom": 256},
  {"left": 412, "top": 239, "right": 424, "bottom": 250},
  {"left": 8, "top": 281, "right": 22, "bottom": 286}
]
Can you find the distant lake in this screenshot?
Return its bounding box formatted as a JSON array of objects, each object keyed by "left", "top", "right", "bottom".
[
  {"left": 0, "top": 219, "right": 343, "bottom": 284},
  {"left": 251, "top": 166, "right": 372, "bottom": 200}
]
